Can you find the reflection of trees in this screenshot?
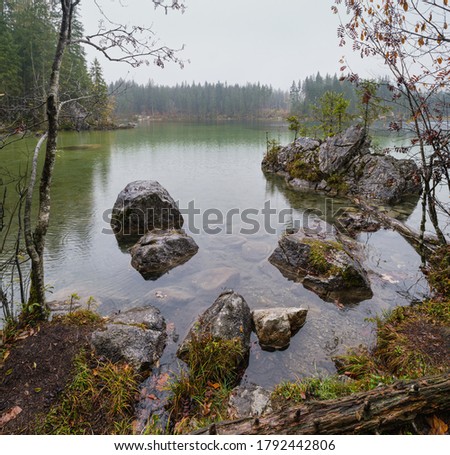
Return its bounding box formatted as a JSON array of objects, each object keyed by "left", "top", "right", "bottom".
[{"left": 40, "top": 132, "right": 113, "bottom": 257}]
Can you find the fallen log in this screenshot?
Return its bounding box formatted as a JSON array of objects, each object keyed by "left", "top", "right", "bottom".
[
  {"left": 351, "top": 197, "right": 440, "bottom": 258},
  {"left": 193, "top": 374, "right": 450, "bottom": 435}
]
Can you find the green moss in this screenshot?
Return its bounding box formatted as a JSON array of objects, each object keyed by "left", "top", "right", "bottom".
[
  {"left": 326, "top": 173, "right": 349, "bottom": 193},
  {"left": 302, "top": 238, "right": 343, "bottom": 277},
  {"left": 287, "top": 157, "right": 323, "bottom": 182},
  {"left": 272, "top": 376, "right": 359, "bottom": 404}
]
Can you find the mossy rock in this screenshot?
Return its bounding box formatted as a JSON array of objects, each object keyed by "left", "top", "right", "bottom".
[{"left": 268, "top": 221, "right": 372, "bottom": 303}]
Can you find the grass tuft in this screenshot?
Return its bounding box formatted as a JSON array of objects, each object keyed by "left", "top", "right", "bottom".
[
  {"left": 167, "top": 331, "right": 245, "bottom": 433},
  {"left": 39, "top": 351, "right": 140, "bottom": 435}
]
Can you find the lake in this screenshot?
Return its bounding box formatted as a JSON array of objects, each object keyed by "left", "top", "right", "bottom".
[{"left": 1, "top": 121, "right": 429, "bottom": 387}]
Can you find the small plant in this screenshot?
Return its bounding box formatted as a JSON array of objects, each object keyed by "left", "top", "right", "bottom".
[
  {"left": 167, "top": 331, "right": 244, "bottom": 433},
  {"left": 264, "top": 136, "right": 281, "bottom": 167},
  {"left": 302, "top": 238, "right": 343, "bottom": 276},
  {"left": 286, "top": 157, "right": 323, "bottom": 182},
  {"left": 66, "top": 292, "right": 80, "bottom": 314},
  {"left": 86, "top": 296, "right": 98, "bottom": 312}
]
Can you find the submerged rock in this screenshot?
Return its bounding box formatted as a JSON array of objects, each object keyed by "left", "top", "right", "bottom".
[
  {"left": 177, "top": 290, "right": 252, "bottom": 365},
  {"left": 262, "top": 125, "right": 422, "bottom": 204},
  {"left": 130, "top": 229, "right": 198, "bottom": 280},
  {"left": 190, "top": 267, "right": 240, "bottom": 292},
  {"left": 252, "top": 307, "right": 308, "bottom": 350},
  {"left": 91, "top": 306, "right": 167, "bottom": 371},
  {"left": 335, "top": 208, "right": 381, "bottom": 237},
  {"left": 111, "top": 180, "right": 183, "bottom": 244},
  {"left": 269, "top": 221, "right": 372, "bottom": 303}
]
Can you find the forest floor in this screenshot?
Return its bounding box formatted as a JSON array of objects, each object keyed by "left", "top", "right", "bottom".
[{"left": 0, "top": 319, "right": 95, "bottom": 434}]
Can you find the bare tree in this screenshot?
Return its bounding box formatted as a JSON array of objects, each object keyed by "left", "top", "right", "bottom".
[
  {"left": 21, "top": 0, "right": 186, "bottom": 322},
  {"left": 334, "top": 0, "right": 450, "bottom": 248}
]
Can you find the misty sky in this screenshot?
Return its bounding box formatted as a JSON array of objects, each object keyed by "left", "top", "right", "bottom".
[{"left": 80, "top": 0, "right": 386, "bottom": 90}]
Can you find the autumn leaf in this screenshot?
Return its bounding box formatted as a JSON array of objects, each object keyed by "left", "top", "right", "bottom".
[
  {"left": 202, "top": 402, "right": 212, "bottom": 416},
  {"left": 0, "top": 406, "right": 22, "bottom": 428},
  {"left": 207, "top": 381, "right": 221, "bottom": 390},
  {"left": 427, "top": 415, "right": 448, "bottom": 435},
  {"left": 155, "top": 372, "right": 170, "bottom": 391}
]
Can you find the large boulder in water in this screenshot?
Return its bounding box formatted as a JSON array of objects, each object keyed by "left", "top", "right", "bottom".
[
  {"left": 111, "top": 180, "right": 183, "bottom": 243},
  {"left": 262, "top": 125, "right": 422, "bottom": 204},
  {"left": 130, "top": 229, "right": 199, "bottom": 280},
  {"left": 269, "top": 221, "right": 372, "bottom": 303}
]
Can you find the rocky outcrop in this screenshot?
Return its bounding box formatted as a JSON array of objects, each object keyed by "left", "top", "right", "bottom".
[
  {"left": 111, "top": 180, "right": 184, "bottom": 243},
  {"left": 252, "top": 307, "right": 308, "bottom": 350},
  {"left": 130, "top": 229, "right": 199, "bottom": 280},
  {"left": 262, "top": 126, "right": 422, "bottom": 204},
  {"left": 269, "top": 221, "right": 372, "bottom": 303},
  {"left": 91, "top": 306, "right": 167, "bottom": 371},
  {"left": 177, "top": 291, "right": 252, "bottom": 365}
]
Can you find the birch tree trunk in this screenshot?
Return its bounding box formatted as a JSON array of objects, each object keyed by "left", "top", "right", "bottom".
[{"left": 25, "top": 1, "right": 76, "bottom": 320}]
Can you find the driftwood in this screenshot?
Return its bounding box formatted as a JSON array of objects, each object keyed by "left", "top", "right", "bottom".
[
  {"left": 352, "top": 197, "right": 439, "bottom": 258},
  {"left": 193, "top": 374, "right": 450, "bottom": 435}
]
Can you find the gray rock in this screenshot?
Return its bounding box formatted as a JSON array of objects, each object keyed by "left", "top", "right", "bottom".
[
  {"left": 262, "top": 137, "right": 321, "bottom": 175},
  {"left": 191, "top": 267, "right": 240, "bottom": 292},
  {"left": 228, "top": 384, "right": 273, "bottom": 419},
  {"left": 269, "top": 221, "right": 372, "bottom": 303},
  {"left": 111, "top": 180, "right": 183, "bottom": 243},
  {"left": 241, "top": 241, "right": 273, "bottom": 262},
  {"left": 252, "top": 307, "right": 308, "bottom": 350},
  {"left": 318, "top": 125, "right": 369, "bottom": 175},
  {"left": 335, "top": 209, "right": 381, "bottom": 237},
  {"left": 177, "top": 290, "right": 252, "bottom": 363},
  {"left": 91, "top": 306, "right": 167, "bottom": 371},
  {"left": 151, "top": 286, "right": 195, "bottom": 304},
  {"left": 262, "top": 126, "right": 421, "bottom": 204},
  {"left": 130, "top": 229, "right": 198, "bottom": 280},
  {"left": 348, "top": 154, "right": 422, "bottom": 204}
]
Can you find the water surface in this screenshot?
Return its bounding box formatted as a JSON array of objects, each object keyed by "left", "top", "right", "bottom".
[{"left": 2, "top": 121, "right": 429, "bottom": 386}]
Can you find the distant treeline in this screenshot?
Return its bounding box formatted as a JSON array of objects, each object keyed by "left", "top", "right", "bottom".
[
  {"left": 289, "top": 73, "right": 410, "bottom": 118},
  {"left": 110, "top": 73, "right": 416, "bottom": 122},
  {"left": 110, "top": 80, "right": 289, "bottom": 120}
]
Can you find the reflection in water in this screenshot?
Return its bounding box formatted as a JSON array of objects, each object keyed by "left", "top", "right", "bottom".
[{"left": 1, "top": 122, "right": 430, "bottom": 388}]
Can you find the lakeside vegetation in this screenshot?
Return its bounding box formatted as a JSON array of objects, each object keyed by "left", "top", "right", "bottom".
[{"left": 1, "top": 0, "right": 450, "bottom": 436}]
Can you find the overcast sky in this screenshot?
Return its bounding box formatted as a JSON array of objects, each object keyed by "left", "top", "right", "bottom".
[{"left": 80, "top": 0, "right": 386, "bottom": 90}]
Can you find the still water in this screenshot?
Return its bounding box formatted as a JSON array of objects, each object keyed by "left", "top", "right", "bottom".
[{"left": 2, "top": 121, "right": 429, "bottom": 386}]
